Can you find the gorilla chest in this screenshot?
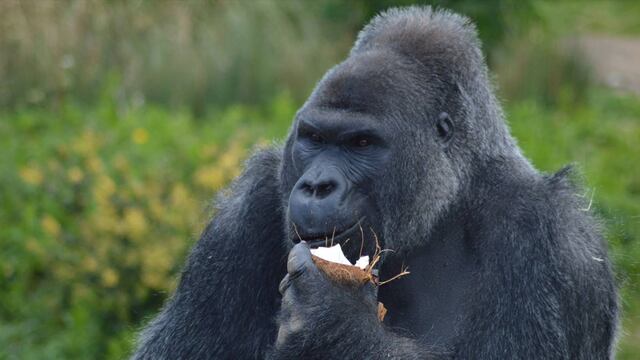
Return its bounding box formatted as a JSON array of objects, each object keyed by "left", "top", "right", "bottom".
[{"left": 378, "top": 236, "right": 476, "bottom": 346}]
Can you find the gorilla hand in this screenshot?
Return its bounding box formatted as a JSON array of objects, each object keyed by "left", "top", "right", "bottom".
[
  {"left": 275, "top": 242, "right": 380, "bottom": 353},
  {"left": 273, "top": 243, "right": 432, "bottom": 359}
]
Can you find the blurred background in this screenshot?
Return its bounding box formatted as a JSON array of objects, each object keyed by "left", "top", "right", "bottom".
[{"left": 1, "top": 0, "right": 638, "bottom": 358}]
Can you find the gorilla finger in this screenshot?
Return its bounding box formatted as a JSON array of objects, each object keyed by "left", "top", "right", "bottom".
[
  {"left": 279, "top": 274, "right": 292, "bottom": 295},
  {"left": 360, "top": 282, "right": 379, "bottom": 305},
  {"left": 286, "top": 241, "right": 316, "bottom": 277}
]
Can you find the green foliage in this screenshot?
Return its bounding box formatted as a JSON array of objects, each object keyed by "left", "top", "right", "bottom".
[{"left": 0, "top": 94, "right": 295, "bottom": 359}]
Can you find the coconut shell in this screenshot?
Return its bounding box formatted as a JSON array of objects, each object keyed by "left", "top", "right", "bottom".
[
  {"left": 377, "top": 302, "right": 387, "bottom": 322},
  {"left": 312, "top": 255, "right": 371, "bottom": 286}
]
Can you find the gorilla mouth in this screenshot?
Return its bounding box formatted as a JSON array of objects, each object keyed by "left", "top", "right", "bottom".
[{"left": 297, "top": 218, "right": 366, "bottom": 249}]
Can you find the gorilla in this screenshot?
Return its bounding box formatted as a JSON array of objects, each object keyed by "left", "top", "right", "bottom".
[{"left": 133, "top": 7, "right": 618, "bottom": 359}]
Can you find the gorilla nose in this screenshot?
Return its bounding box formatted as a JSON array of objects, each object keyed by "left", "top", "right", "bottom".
[
  {"left": 298, "top": 179, "right": 338, "bottom": 199},
  {"left": 289, "top": 169, "right": 349, "bottom": 239}
]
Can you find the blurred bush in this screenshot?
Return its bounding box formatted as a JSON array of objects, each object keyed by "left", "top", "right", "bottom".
[
  {"left": 0, "top": 0, "right": 538, "bottom": 113},
  {"left": 0, "top": 92, "right": 296, "bottom": 358},
  {"left": 493, "top": 30, "right": 592, "bottom": 107},
  {"left": 0, "top": 0, "right": 361, "bottom": 113}
]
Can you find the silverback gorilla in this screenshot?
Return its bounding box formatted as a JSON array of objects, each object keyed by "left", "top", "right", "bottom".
[{"left": 133, "top": 7, "right": 618, "bottom": 359}]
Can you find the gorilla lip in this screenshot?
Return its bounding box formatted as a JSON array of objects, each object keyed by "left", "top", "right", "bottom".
[{"left": 296, "top": 218, "right": 366, "bottom": 248}]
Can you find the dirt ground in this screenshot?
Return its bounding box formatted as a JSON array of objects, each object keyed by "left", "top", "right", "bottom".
[{"left": 578, "top": 35, "right": 640, "bottom": 95}]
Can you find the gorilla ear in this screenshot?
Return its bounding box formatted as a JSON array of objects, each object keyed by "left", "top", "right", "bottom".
[{"left": 436, "top": 112, "right": 454, "bottom": 145}]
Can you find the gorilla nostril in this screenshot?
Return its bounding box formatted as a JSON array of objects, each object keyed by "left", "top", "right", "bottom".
[
  {"left": 299, "top": 182, "right": 314, "bottom": 195},
  {"left": 296, "top": 179, "right": 337, "bottom": 199},
  {"left": 315, "top": 182, "right": 336, "bottom": 199},
  {"left": 317, "top": 183, "right": 333, "bottom": 195}
]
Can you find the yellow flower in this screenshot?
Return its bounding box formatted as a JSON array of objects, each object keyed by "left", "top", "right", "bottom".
[
  {"left": 86, "top": 155, "right": 104, "bottom": 174},
  {"left": 199, "top": 144, "right": 218, "bottom": 159},
  {"left": 218, "top": 147, "right": 242, "bottom": 170},
  {"left": 67, "top": 166, "right": 84, "bottom": 183},
  {"left": 130, "top": 179, "right": 145, "bottom": 198},
  {"left": 72, "top": 130, "right": 100, "bottom": 154},
  {"left": 194, "top": 165, "right": 226, "bottom": 190},
  {"left": 132, "top": 128, "right": 149, "bottom": 145},
  {"left": 170, "top": 183, "right": 189, "bottom": 207},
  {"left": 101, "top": 268, "right": 119, "bottom": 287},
  {"left": 82, "top": 256, "right": 98, "bottom": 272},
  {"left": 142, "top": 247, "right": 172, "bottom": 289},
  {"left": 142, "top": 271, "right": 165, "bottom": 289},
  {"left": 148, "top": 198, "right": 165, "bottom": 220},
  {"left": 113, "top": 153, "right": 129, "bottom": 172},
  {"left": 94, "top": 175, "right": 116, "bottom": 200},
  {"left": 41, "top": 215, "right": 61, "bottom": 237},
  {"left": 19, "top": 166, "right": 43, "bottom": 185},
  {"left": 25, "top": 238, "right": 44, "bottom": 256},
  {"left": 124, "top": 207, "right": 148, "bottom": 239}
]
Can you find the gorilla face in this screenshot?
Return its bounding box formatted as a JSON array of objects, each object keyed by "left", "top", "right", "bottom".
[
  {"left": 286, "top": 107, "right": 390, "bottom": 261},
  {"left": 281, "top": 51, "right": 461, "bottom": 260}
]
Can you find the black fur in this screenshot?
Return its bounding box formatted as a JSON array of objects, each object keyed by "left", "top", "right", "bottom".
[
  {"left": 133, "top": 149, "right": 287, "bottom": 358},
  {"left": 132, "top": 7, "right": 618, "bottom": 359}
]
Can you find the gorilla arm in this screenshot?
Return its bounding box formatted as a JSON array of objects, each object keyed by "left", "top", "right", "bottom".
[
  {"left": 456, "top": 173, "right": 617, "bottom": 358},
  {"left": 132, "top": 148, "right": 287, "bottom": 359},
  {"left": 271, "top": 243, "right": 435, "bottom": 360}
]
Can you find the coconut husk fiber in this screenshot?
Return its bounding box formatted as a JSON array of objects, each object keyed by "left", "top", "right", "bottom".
[
  {"left": 311, "top": 255, "right": 373, "bottom": 286},
  {"left": 308, "top": 233, "right": 408, "bottom": 322}
]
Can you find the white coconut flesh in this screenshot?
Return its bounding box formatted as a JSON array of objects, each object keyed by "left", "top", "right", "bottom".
[{"left": 310, "top": 244, "right": 370, "bottom": 270}]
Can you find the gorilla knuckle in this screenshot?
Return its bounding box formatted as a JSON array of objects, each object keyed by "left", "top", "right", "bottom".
[{"left": 279, "top": 274, "right": 291, "bottom": 295}]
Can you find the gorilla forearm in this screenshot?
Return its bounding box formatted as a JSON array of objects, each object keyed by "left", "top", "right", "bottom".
[
  {"left": 271, "top": 334, "right": 431, "bottom": 360},
  {"left": 270, "top": 313, "right": 432, "bottom": 359},
  {"left": 132, "top": 149, "right": 287, "bottom": 359}
]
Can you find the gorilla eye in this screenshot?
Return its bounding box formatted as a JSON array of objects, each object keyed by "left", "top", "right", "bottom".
[
  {"left": 349, "top": 136, "right": 372, "bottom": 148},
  {"left": 310, "top": 133, "right": 323, "bottom": 143},
  {"left": 436, "top": 112, "right": 454, "bottom": 144},
  {"left": 356, "top": 138, "right": 370, "bottom": 147}
]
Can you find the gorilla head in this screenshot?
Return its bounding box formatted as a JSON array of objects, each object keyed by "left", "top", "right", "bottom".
[{"left": 281, "top": 8, "right": 524, "bottom": 258}]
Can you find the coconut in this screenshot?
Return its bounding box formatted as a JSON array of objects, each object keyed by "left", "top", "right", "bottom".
[
  {"left": 309, "top": 242, "right": 407, "bottom": 322},
  {"left": 310, "top": 244, "right": 374, "bottom": 286}
]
